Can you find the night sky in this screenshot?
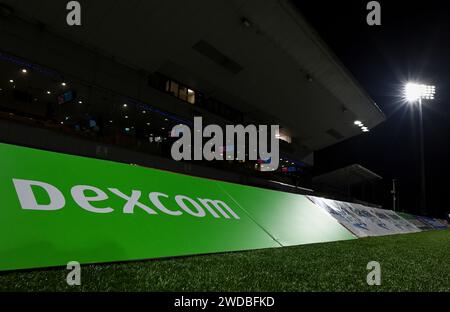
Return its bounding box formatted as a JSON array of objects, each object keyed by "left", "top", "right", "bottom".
[{"left": 294, "top": 0, "right": 450, "bottom": 217}]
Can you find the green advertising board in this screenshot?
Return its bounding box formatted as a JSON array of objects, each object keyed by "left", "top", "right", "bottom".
[
  {"left": 0, "top": 142, "right": 355, "bottom": 271},
  {"left": 219, "top": 183, "right": 355, "bottom": 246}
]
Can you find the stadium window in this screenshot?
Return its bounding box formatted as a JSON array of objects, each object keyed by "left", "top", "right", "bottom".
[
  {"left": 276, "top": 128, "right": 292, "bottom": 144},
  {"left": 178, "top": 86, "right": 187, "bottom": 101},
  {"left": 165, "top": 80, "right": 170, "bottom": 93},
  {"left": 169, "top": 81, "right": 179, "bottom": 97},
  {"left": 160, "top": 75, "right": 196, "bottom": 105},
  {"left": 187, "top": 89, "right": 195, "bottom": 104}
]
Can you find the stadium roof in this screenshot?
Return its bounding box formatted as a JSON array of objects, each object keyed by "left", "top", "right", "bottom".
[
  {"left": 0, "top": 0, "right": 385, "bottom": 153},
  {"left": 313, "top": 164, "right": 383, "bottom": 188}
]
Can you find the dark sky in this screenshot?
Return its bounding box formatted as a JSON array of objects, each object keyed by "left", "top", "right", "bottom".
[{"left": 293, "top": 0, "right": 450, "bottom": 217}]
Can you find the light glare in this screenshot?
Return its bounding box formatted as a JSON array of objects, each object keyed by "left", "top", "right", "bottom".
[{"left": 404, "top": 83, "right": 436, "bottom": 102}]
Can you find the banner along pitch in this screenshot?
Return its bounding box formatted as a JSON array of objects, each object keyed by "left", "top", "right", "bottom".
[{"left": 0, "top": 142, "right": 355, "bottom": 271}]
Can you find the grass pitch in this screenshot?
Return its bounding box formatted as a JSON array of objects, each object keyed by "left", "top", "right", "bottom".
[{"left": 1, "top": 229, "right": 450, "bottom": 292}]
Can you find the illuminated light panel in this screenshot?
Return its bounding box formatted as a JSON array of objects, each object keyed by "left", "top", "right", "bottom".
[{"left": 404, "top": 83, "right": 436, "bottom": 102}]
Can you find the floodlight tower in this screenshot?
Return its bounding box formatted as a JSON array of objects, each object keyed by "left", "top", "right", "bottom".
[{"left": 404, "top": 83, "right": 436, "bottom": 215}]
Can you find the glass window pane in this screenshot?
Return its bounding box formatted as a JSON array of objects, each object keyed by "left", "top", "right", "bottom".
[
  {"left": 178, "top": 86, "right": 187, "bottom": 101},
  {"left": 165, "top": 80, "right": 170, "bottom": 92},
  {"left": 187, "top": 89, "right": 195, "bottom": 104},
  {"left": 169, "top": 81, "right": 178, "bottom": 97}
]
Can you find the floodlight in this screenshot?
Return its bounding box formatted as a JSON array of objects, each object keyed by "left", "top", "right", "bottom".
[
  {"left": 403, "top": 81, "right": 436, "bottom": 214},
  {"left": 404, "top": 83, "right": 436, "bottom": 102}
]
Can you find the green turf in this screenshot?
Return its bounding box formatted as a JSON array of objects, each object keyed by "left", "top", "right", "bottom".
[{"left": 1, "top": 230, "right": 450, "bottom": 291}]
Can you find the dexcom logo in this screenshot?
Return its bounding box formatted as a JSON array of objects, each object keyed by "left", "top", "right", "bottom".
[{"left": 11, "top": 179, "right": 240, "bottom": 220}]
